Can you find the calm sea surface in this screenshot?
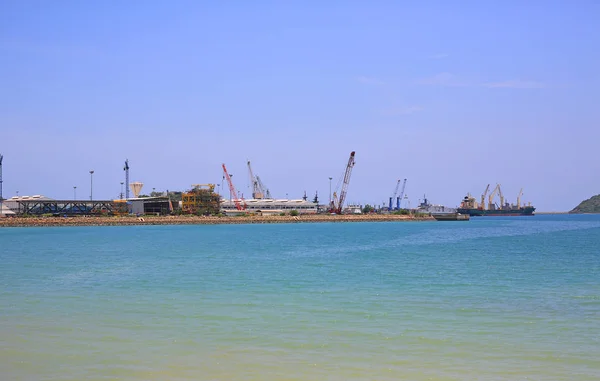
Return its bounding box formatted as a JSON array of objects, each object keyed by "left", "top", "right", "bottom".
[{"left": 1, "top": 215, "right": 599, "bottom": 380}]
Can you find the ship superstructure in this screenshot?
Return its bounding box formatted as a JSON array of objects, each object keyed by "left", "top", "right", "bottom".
[{"left": 457, "top": 184, "right": 535, "bottom": 216}]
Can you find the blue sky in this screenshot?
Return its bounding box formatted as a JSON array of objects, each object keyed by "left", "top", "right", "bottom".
[{"left": 1, "top": 1, "right": 599, "bottom": 211}]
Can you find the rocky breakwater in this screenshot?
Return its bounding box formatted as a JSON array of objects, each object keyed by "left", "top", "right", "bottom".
[{"left": 0, "top": 214, "right": 433, "bottom": 228}]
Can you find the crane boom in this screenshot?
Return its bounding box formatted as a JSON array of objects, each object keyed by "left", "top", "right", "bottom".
[
  {"left": 332, "top": 151, "right": 356, "bottom": 214},
  {"left": 247, "top": 161, "right": 264, "bottom": 199},
  {"left": 256, "top": 176, "right": 271, "bottom": 199},
  {"left": 247, "top": 160, "right": 271, "bottom": 199},
  {"left": 397, "top": 178, "right": 407, "bottom": 210},
  {"left": 222, "top": 163, "right": 245, "bottom": 211},
  {"left": 480, "top": 184, "right": 490, "bottom": 210},
  {"left": 498, "top": 183, "right": 504, "bottom": 209},
  {"left": 516, "top": 188, "right": 524, "bottom": 208},
  {"left": 488, "top": 184, "right": 500, "bottom": 210}
]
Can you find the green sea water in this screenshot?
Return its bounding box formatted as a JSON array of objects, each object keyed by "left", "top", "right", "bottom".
[{"left": 1, "top": 215, "right": 599, "bottom": 380}]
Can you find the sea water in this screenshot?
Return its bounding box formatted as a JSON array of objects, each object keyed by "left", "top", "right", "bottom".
[{"left": 1, "top": 215, "right": 599, "bottom": 380}]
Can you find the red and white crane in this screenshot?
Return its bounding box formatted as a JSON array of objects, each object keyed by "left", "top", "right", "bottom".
[
  {"left": 222, "top": 163, "right": 246, "bottom": 211},
  {"left": 329, "top": 151, "right": 356, "bottom": 214}
]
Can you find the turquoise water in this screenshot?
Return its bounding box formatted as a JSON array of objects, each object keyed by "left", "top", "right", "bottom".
[{"left": 1, "top": 215, "right": 599, "bottom": 380}]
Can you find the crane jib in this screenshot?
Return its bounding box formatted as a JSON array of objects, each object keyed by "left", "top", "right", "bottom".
[{"left": 333, "top": 151, "right": 356, "bottom": 214}]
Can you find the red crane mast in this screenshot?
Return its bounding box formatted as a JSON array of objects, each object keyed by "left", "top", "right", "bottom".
[{"left": 222, "top": 163, "right": 245, "bottom": 211}]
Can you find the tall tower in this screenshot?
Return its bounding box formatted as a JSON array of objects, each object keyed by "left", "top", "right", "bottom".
[
  {"left": 124, "top": 159, "right": 130, "bottom": 199},
  {"left": 0, "top": 154, "right": 3, "bottom": 216}
]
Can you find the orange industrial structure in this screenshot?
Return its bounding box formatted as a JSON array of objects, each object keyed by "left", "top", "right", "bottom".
[{"left": 181, "top": 184, "right": 221, "bottom": 215}]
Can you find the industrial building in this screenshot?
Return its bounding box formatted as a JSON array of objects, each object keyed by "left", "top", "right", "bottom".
[
  {"left": 220, "top": 198, "right": 319, "bottom": 215},
  {"left": 0, "top": 151, "right": 362, "bottom": 218},
  {"left": 3, "top": 195, "right": 129, "bottom": 216},
  {"left": 181, "top": 184, "right": 220, "bottom": 215},
  {"left": 128, "top": 197, "right": 171, "bottom": 216}
]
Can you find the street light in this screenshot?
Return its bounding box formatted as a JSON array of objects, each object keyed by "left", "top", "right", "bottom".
[
  {"left": 73, "top": 186, "right": 77, "bottom": 200},
  {"left": 329, "top": 177, "right": 333, "bottom": 205},
  {"left": 89, "top": 170, "right": 94, "bottom": 201},
  {"left": 120, "top": 182, "right": 124, "bottom": 199},
  {"left": 216, "top": 184, "right": 220, "bottom": 196}
]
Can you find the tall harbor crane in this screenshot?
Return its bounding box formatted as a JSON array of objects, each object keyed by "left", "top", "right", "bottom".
[
  {"left": 329, "top": 151, "right": 356, "bottom": 214},
  {"left": 488, "top": 184, "right": 500, "bottom": 210},
  {"left": 516, "top": 188, "right": 524, "bottom": 208},
  {"left": 247, "top": 160, "right": 271, "bottom": 199},
  {"left": 388, "top": 179, "right": 401, "bottom": 211},
  {"left": 247, "top": 160, "right": 261, "bottom": 199},
  {"left": 124, "top": 159, "right": 130, "bottom": 199},
  {"left": 256, "top": 176, "right": 271, "bottom": 199},
  {"left": 480, "top": 184, "right": 490, "bottom": 210},
  {"left": 222, "top": 163, "right": 246, "bottom": 211},
  {"left": 397, "top": 178, "right": 407, "bottom": 210},
  {"left": 498, "top": 183, "right": 505, "bottom": 209}
]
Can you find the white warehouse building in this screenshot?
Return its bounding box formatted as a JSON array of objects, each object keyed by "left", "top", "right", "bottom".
[{"left": 221, "top": 198, "right": 318, "bottom": 215}]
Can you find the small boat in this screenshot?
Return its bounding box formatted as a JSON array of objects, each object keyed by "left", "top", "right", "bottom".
[{"left": 432, "top": 213, "right": 470, "bottom": 221}]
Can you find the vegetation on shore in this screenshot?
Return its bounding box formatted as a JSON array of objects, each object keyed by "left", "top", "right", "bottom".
[{"left": 570, "top": 194, "right": 600, "bottom": 214}]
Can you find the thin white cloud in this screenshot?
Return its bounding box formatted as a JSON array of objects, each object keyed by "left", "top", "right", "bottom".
[
  {"left": 356, "top": 76, "right": 385, "bottom": 85},
  {"left": 418, "top": 73, "right": 546, "bottom": 89},
  {"left": 483, "top": 80, "right": 546, "bottom": 89}
]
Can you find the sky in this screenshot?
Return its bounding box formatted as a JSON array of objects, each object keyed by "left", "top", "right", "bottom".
[{"left": 1, "top": 1, "right": 599, "bottom": 211}]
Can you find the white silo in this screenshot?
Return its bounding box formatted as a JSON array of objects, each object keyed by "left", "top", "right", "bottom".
[{"left": 129, "top": 182, "right": 144, "bottom": 198}]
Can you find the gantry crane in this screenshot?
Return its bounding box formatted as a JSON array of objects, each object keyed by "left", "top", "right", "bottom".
[
  {"left": 329, "top": 151, "right": 356, "bottom": 214},
  {"left": 480, "top": 184, "right": 490, "bottom": 210},
  {"left": 222, "top": 163, "right": 246, "bottom": 211}
]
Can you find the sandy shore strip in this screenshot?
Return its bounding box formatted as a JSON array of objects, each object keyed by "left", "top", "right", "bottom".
[{"left": 0, "top": 214, "right": 434, "bottom": 227}]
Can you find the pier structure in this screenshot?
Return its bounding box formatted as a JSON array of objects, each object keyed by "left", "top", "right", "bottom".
[{"left": 4, "top": 197, "right": 128, "bottom": 216}]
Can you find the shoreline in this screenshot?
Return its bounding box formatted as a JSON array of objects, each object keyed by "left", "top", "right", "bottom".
[{"left": 0, "top": 214, "right": 434, "bottom": 228}]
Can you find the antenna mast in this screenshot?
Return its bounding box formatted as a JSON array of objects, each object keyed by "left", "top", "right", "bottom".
[{"left": 124, "top": 159, "right": 130, "bottom": 199}]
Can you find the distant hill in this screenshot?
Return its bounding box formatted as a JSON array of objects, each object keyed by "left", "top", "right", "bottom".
[{"left": 570, "top": 194, "right": 600, "bottom": 213}]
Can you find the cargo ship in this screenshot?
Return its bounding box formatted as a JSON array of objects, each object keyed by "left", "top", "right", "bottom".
[{"left": 457, "top": 184, "right": 535, "bottom": 216}]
